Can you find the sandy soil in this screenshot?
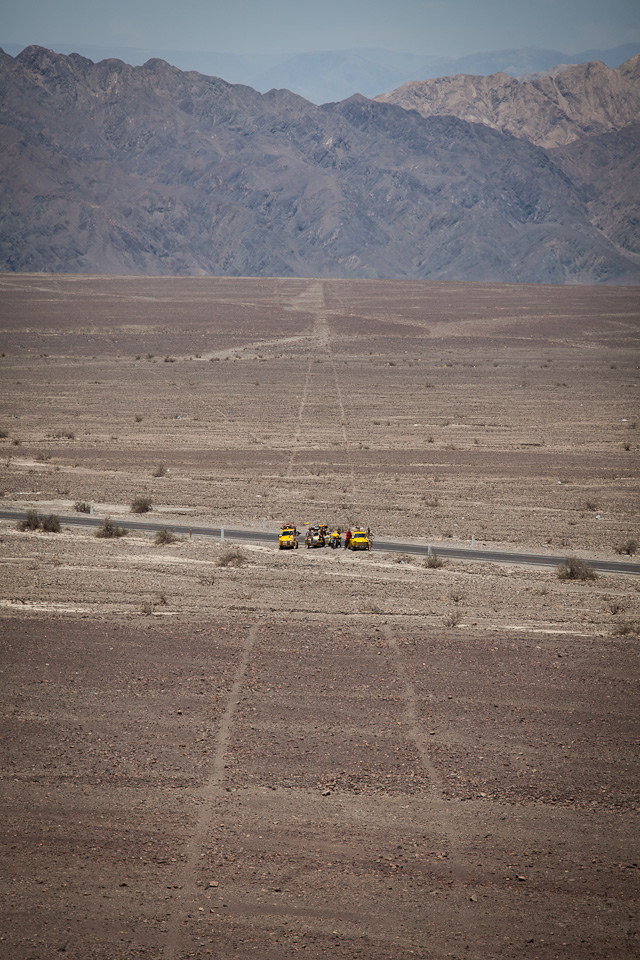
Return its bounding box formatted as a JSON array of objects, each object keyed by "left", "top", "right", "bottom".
[{"left": 0, "top": 275, "right": 639, "bottom": 958}]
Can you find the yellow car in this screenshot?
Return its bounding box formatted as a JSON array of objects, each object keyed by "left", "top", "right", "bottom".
[
  {"left": 278, "top": 525, "right": 299, "bottom": 550},
  {"left": 348, "top": 529, "right": 371, "bottom": 551}
]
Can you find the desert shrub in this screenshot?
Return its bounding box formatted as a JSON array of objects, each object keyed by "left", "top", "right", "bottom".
[
  {"left": 444, "top": 609, "right": 462, "bottom": 627},
  {"left": 74, "top": 500, "right": 91, "bottom": 513},
  {"left": 49, "top": 430, "right": 75, "bottom": 440},
  {"left": 16, "top": 510, "right": 60, "bottom": 533},
  {"left": 557, "top": 556, "right": 597, "bottom": 581},
  {"left": 217, "top": 547, "right": 247, "bottom": 568},
  {"left": 364, "top": 601, "right": 384, "bottom": 614},
  {"left": 140, "top": 601, "right": 153, "bottom": 616},
  {"left": 95, "top": 516, "right": 127, "bottom": 539},
  {"left": 154, "top": 526, "right": 178, "bottom": 546},
  {"left": 0, "top": 429, "right": 8, "bottom": 439},
  {"left": 152, "top": 463, "right": 167, "bottom": 477},
  {"left": 17, "top": 509, "right": 41, "bottom": 531},
  {"left": 134, "top": 414, "right": 143, "bottom": 422},
  {"left": 40, "top": 514, "right": 61, "bottom": 533},
  {"left": 424, "top": 551, "right": 444, "bottom": 569},
  {"left": 131, "top": 496, "right": 152, "bottom": 514},
  {"left": 393, "top": 553, "right": 411, "bottom": 564},
  {"left": 615, "top": 539, "right": 638, "bottom": 556},
  {"left": 449, "top": 590, "right": 464, "bottom": 603}
]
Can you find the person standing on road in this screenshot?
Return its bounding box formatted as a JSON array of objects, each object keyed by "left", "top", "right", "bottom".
[{"left": 345, "top": 529, "right": 351, "bottom": 548}]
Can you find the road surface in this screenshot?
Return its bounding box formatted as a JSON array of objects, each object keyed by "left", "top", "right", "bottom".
[{"left": 1, "top": 509, "right": 638, "bottom": 576}]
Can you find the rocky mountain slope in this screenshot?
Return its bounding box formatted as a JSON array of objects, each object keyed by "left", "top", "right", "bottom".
[
  {"left": 0, "top": 46, "right": 638, "bottom": 283},
  {"left": 375, "top": 56, "right": 640, "bottom": 148}
]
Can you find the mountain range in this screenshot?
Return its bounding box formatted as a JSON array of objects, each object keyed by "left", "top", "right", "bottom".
[
  {"left": 2, "top": 40, "right": 638, "bottom": 104},
  {"left": 1, "top": 45, "right": 638, "bottom": 283}
]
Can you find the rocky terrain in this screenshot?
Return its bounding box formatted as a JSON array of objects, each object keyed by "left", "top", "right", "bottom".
[
  {"left": 1, "top": 46, "right": 639, "bottom": 283},
  {"left": 375, "top": 55, "right": 640, "bottom": 147}
]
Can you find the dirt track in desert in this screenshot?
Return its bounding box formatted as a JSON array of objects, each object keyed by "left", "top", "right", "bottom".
[{"left": 0, "top": 275, "right": 639, "bottom": 958}]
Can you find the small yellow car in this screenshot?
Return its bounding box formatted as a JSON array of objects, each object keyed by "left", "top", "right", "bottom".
[
  {"left": 348, "top": 529, "right": 371, "bottom": 551},
  {"left": 278, "top": 525, "right": 299, "bottom": 549}
]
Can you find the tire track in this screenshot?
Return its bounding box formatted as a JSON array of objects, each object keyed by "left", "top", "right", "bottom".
[
  {"left": 381, "top": 625, "right": 444, "bottom": 801},
  {"left": 286, "top": 356, "right": 313, "bottom": 477},
  {"left": 164, "top": 623, "right": 258, "bottom": 960},
  {"left": 381, "top": 625, "right": 460, "bottom": 876},
  {"left": 325, "top": 326, "right": 356, "bottom": 497},
  {"left": 288, "top": 280, "right": 357, "bottom": 499}
]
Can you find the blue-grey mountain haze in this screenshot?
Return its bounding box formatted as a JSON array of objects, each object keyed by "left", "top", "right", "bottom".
[
  {"left": 3, "top": 1, "right": 639, "bottom": 102},
  {"left": 3, "top": 0, "right": 640, "bottom": 59}
]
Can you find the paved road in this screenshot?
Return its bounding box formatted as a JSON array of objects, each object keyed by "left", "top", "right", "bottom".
[{"left": 2, "top": 509, "right": 638, "bottom": 576}]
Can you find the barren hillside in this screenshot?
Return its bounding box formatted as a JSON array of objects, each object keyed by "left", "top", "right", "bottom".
[
  {"left": 1, "top": 47, "right": 638, "bottom": 283},
  {"left": 374, "top": 55, "right": 640, "bottom": 148}
]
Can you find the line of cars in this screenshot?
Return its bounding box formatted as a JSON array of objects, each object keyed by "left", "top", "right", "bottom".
[{"left": 278, "top": 523, "right": 372, "bottom": 551}]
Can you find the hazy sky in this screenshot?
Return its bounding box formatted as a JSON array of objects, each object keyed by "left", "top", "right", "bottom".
[{"left": 3, "top": 0, "right": 639, "bottom": 58}]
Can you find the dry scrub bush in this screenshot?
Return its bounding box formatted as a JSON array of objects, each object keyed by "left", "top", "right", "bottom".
[
  {"left": 613, "top": 620, "right": 639, "bottom": 637},
  {"left": 154, "top": 527, "right": 178, "bottom": 546},
  {"left": 17, "top": 510, "right": 60, "bottom": 533},
  {"left": 217, "top": 547, "right": 247, "bottom": 568},
  {"left": 40, "top": 514, "right": 61, "bottom": 533},
  {"left": 17, "top": 509, "right": 41, "bottom": 531},
  {"left": 615, "top": 539, "right": 638, "bottom": 556},
  {"left": 444, "top": 609, "right": 462, "bottom": 627},
  {"left": 424, "top": 551, "right": 444, "bottom": 569},
  {"left": 131, "top": 496, "right": 152, "bottom": 514},
  {"left": 74, "top": 500, "right": 91, "bottom": 514},
  {"left": 95, "top": 517, "right": 127, "bottom": 539},
  {"left": 364, "top": 601, "right": 384, "bottom": 614},
  {"left": 152, "top": 463, "right": 167, "bottom": 477},
  {"left": 557, "top": 556, "right": 597, "bottom": 581}
]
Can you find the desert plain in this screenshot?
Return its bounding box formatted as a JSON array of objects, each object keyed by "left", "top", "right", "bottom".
[{"left": 0, "top": 274, "right": 639, "bottom": 959}]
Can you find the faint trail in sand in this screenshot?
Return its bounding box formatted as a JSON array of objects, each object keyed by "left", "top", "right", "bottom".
[
  {"left": 325, "top": 326, "right": 355, "bottom": 494},
  {"left": 285, "top": 281, "right": 355, "bottom": 493},
  {"left": 380, "top": 625, "right": 460, "bottom": 877},
  {"left": 381, "top": 625, "right": 443, "bottom": 799},
  {"left": 164, "top": 623, "right": 258, "bottom": 960},
  {"left": 287, "top": 357, "right": 312, "bottom": 477}
]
